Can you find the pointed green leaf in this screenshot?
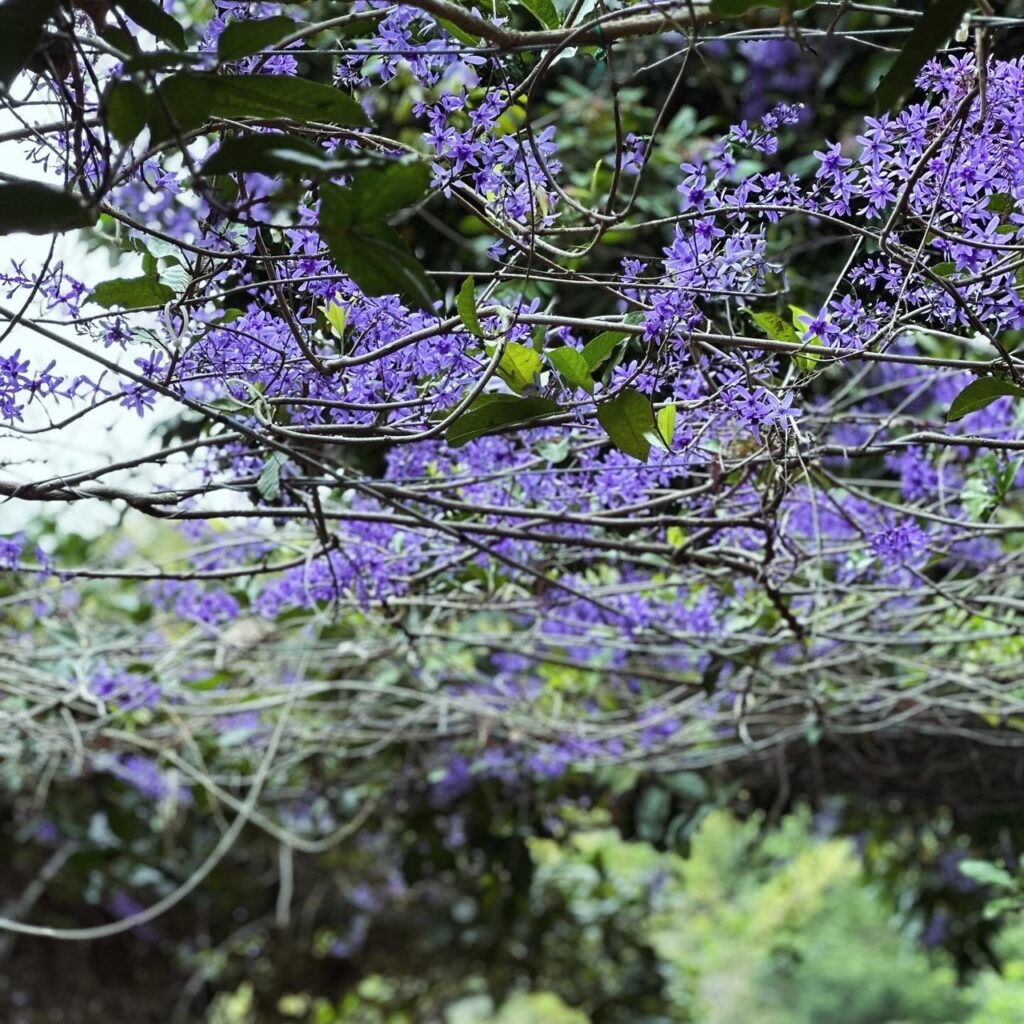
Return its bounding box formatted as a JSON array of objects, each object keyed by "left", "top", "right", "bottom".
[
  {"left": 437, "top": 18, "right": 481, "bottom": 45},
  {"left": 122, "top": 50, "right": 203, "bottom": 73},
  {"left": 958, "top": 859, "right": 1017, "bottom": 892},
  {"left": 876, "top": 0, "right": 970, "bottom": 112},
  {"left": 100, "top": 26, "right": 139, "bottom": 58},
  {"left": 447, "top": 394, "right": 560, "bottom": 447},
  {"left": 104, "top": 79, "right": 149, "bottom": 144},
  {"left": 789, "top": 304, "right": 824, "bottom": 371},
  {"left": 748, "top": 309, "right": 801, "bottom": 345},
  {"left": 514, "top": 0, "right": 560, "bottom": 29},
  {"left": 947, "top": 377, "right": 1024, "bottom": 422},
  {"left": 90, "top": 275, "right": 176, "bottom": 309},
  {"left": 548, "top": 347, "right": 594, "bottom": 394},
  {"left": 147, "top": 74, "right": 213, "bottom": 144},
  {"left": 217, "top": 15, "right": 296, "bottom": 61},
  {"left": 457, "top": 276, "right": 484, "bottom": 338},
  {"left": 324, "top": 300, "right": 348, "bottom": 338},
  {"left": 256, "top": 452, "right": 287, "bottom": 502},
  {"left": 114, "top": 0, "right": 187, "bottom": 49},
  {"left": 320, "top": 184, "right": 439, "bottom": 310},
  {"left": 0, "top": 182, "right": 95, "bottom": 235},
  {"left": 0, "top": 0, "right": 59, "bottom": 92},
  {"left": 201, "top": 132, "right": 366, "bottom": 177},
  {"left": 656, "top": 403, "right": 677, "bottom": 447},
  {"left": 496, "top": 342, "right": 542, "bottom": 394},
  {"left": 597, "top": 387, "right": 657, "bottom": 462},
  {"left": 709, "top": 0, "right": 815, "bottom": 14},
  {"left": 349, "top": 161, "right": 429, "bottom": 223},
  {"left": 206, "top": 73, "right": 367, "bottom": 126},
  {"left": 932, "top": 261, "right": 957, "bottom": 277},
  {"left": 350, "top": 224, "right": 439, "bottom": 311},
  {"left": 150, "top": 73, "right": 367, "bottom": 138},
  {"left": 581, "top": 330, "right": 627, "bottom": 371},
  {"left": 987, "top": 192, "right": 1014, "bottom": 216}
]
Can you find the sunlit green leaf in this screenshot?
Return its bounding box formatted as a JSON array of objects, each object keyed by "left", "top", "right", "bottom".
[
  {"left": 496, "top": 342, "right": 542, "bottom": 394},
  {"left": 581, "top": 330, "right": 628, "bottom": 371},
  {"left": 457, "top": 276, "right": 485, "bottom": 338},
  {"left": 656, "top": 403, "right": 677, "bottom": 447},
  {"left": 548, "top": 347, "right": 594, "bottom": 394},
  {"left": 324, "top": 300, "right": 348, "bottom": 339},
  {"left": 958, "top": 859, "right": 1017, "bottom": 891},
  {"left": 597, "top": 387, "right": 657, "bottom": 462},
  {"left": 748, "top": 309, "right": 801, "bottom": 345}
]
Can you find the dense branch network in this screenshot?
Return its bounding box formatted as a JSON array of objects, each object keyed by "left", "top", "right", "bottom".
[{"left": 1, "top": 0, "right": 1024, "bottom": 935}]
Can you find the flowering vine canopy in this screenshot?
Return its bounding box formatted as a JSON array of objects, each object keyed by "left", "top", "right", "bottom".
[{"left": 1, "top": 0, "right": 1024, "bottom": 937}]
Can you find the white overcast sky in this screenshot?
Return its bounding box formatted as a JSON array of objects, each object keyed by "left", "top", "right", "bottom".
[{"left": 0, "top": 108, "right": 174, "bottom": 538}]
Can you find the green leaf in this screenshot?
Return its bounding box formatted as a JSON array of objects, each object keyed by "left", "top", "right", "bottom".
[
  {"left": 104, "top": 79, "right": 149, "bottom": 144},
  {"left": 319, "top": 184, "right": 439, "bottom": 310},
  {"left": 875, "top": 0, "right": 970, "bottom": 112},
  {"left": 100, "top": 26, "right": 138, "bottom": 58},
  {"left": 548, "top": 347, "right": 594, "bottom": 394},
  {"left": 437, "top": 18, "right": 481, "bottom": 46},
  {"left": 958, "top": 859, "right": 1018, "bottom": 892},
  {"left": 457, "top": 276, "right": 484, "bottom": 338},
  {"left": 217, "top": 15, "right": 295, "bottom": 61},
  {"left": 349, "top": 161, "right": 430, "bottom": 223},
  {"left": 122, "top": 50, "right": 203, "bottom": 73},
  {"left": 349, "top": 225, "right": 439, "bottom": 311},
  {"left": 635, "top": 787, "right": 671, "bottom": 843},
  {"left": 947, "top": 377, "right": 1024, "bottom": 422},
  {"left": 89, "top": 275, "right": 176, "bottom": 309},
  {"left": 709, "top": 0, "right": 815, "bottom": 15},
  {"left": 0, "top": 182, "right": 95, "bottom": 236},
  {"left": 789, "top": 304, "right": 824, "bottom": 371},
  {"left": 203, "top": 73, "right": 367, "bottom": 126},
  {"left": 581, "top": 330, "right": 628, "bottom": 371},
  {"left": 256, "top": 452, "right": 287, "bottom": 502},
  {"left": 496, "top": 341, "right": 542, "bottom": 394},
  {"left": 147, "top": 74, "right": 213, "bottom": 144},
  {"left": 596, "top": 387, "right": 657, "bottom": 462},
  {"left": 932, "top": 261, "right": 957, "bottom": 277},
  {"left": 150, "top": 73, "right": 367, "bottom": 142},
  {"left": 513, "top": 0, "right": 560, "bottom": 29},
  {"left": 748, "top": 309, "right": 801, "bottom": 345},
  {"left": 447, "top": 394, "right": 560, "bottom": 447},
  {"left": 656, "top": 403, "right": 677, "bottom": 447},
  {"left": 987, "top": 192, "right": 1014, "bottom": 216},
  {"left": 0, "top": 0, "right": 59, "bottom": 92},
  {"left": 200, "top": 132, "right": 367, "bottom": 177},
  {"left": 114, "top": 0, "right": 187, "bottom": 49},
  {"left": 984, "top": 896, "right": 1024, "bottom": 920},
  {"left": 324, "top": 299, "right": 348, "bottom": 338}
]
